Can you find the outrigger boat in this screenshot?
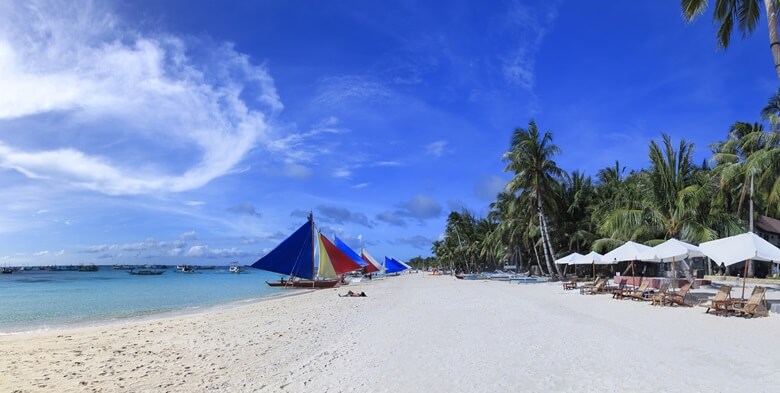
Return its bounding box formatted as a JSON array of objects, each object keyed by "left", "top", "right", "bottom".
[{"left": 252, "top": 214, "right": 362, "bottom": 288}]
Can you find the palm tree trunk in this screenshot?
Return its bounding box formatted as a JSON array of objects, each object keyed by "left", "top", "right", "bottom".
[
  {"left": 765, "top": 0, "right": 780, "bottom": 80},
  {"left": 540, "top": 211, "right": 563, "bottom": 279},
  {"left": 537, "top": 201, "right": 556, "bottom": 278},
  {"left": 532, "top": 242, "right": 545, "bottom": 275}
]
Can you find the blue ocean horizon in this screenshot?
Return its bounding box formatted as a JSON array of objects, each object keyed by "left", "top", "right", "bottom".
[{"left": 0, "top": 266, "right": 297, "bottom": 334}]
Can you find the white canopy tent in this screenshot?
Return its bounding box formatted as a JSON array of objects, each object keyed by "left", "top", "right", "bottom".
[
  {"left": 638, "top": 238, "right": 705, "bottom": 262},
  {"left": 555, "top": 252, "right": 583, "bottom": 265},
  {"left": 572, "top": 251, "right": 612, "bottom": 278},
  {"left": 602, "top": 241, "right": 654, "bottom": 281},
  {"left": 572, "top": 251, "right": 611, "bottom": 265},
  {"left": 699, "top": 232, "right": 780, "bottom": 266},
  {"left": 638, "top": 238, "right": 705, "bottom": 289},
  {"left": 700, "top": 232, "right": 780, "bottom": 298},
  {"left": 603, "top": 241, "right": 653, "bottom": 262}
]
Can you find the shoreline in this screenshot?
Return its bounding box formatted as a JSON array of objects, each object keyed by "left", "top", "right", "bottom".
[{"left": 0, "top": 287, "right": 315, "bottom": 336}]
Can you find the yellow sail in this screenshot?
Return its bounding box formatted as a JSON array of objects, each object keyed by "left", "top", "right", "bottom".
[{"left": 317, "top": 234, "right": 338, "bottom": 279}]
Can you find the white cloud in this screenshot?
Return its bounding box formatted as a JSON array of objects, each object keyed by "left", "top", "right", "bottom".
[
  {"left": 282, "top": 163, "right": 312, "bottom": 178},
  {"left": 184, "top": 201, "right": 206, "bottom": 207},
  {"left": 0, "top": 1, "right": 282, "bottom": 195},
  {"left": 500, "top": 1, "right": 559, "bottom": 91},
  {"left": 375, "top": 161, "right": 401, "bottom": 167},
  {"left": 333, "top": 168, "right": 351, "bottom": 178},
  {"left": 56, "top": 250, "right": 65, "bottom": 256},
  {"left": 33, "top": 250, "right": 49, "bottom": 256},
  {"left": 314, "top": 75, "right": 390, "bottom": 106},
  {"left": 426, "top": 140, "right": 449, "bottom": 158},
  {"left": 179, "top": 231, "right": 198, "bottom": 240},
  {"left": 352, "top": 182, "right": 369, "bottom": 189}
]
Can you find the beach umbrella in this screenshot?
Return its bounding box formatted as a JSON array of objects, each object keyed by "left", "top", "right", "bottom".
[
  {"left": 700, "top": 232, "right": 780, "bottom": 298},
  {"left": 638, "top": 238, "right": 705, "bottom": 289},
  {"left": 603, "top": 241, "right": 654, "bottom": 281}
]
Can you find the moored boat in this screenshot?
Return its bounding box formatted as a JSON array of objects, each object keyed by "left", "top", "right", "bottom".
[
  {"left": 251, "top": 214, "right": 362, "bottom": 288},
  {"left": 128, "top": 269, "right": 165, "bottom": 275}
]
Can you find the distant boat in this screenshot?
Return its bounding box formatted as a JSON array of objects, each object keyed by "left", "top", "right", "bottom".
[
  {"left": 78, "top": 264, "right": 98, "bottom": 272},
  {"left": 175, "top": 265, "right": 195, "bottom": 273},
  {"left": 1, "top": 266, "right": 13, "bottom": 274},
  {"left": 128, "top": 269, "right": 165, "bottom": 276},
  {"left": 229, "top": 262, "right": 243, "bottom": 274},
  {"left": 251, "top": 214, "right": 362, "bottom": 288}
]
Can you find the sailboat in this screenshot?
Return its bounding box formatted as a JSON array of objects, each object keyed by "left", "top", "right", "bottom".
[
  {"left": 251, "top": 214, "right": 363, "bottom": 288},
  {"left": 360, "top": 248, "right": 383, "bottom": 275}
]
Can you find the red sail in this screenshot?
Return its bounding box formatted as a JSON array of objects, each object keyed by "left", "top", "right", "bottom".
[
  {"left": 361, "top": 252, "right": 380, "bottom": 273},
  {"left": 319, "top": 234, "right": 363, "bottom": 275}
]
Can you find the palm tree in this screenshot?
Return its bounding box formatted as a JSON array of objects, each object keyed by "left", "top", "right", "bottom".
[
  {"left": 711, "top": 121, "right": 780, "bottom": 218},
  {"left": 600, "top": 134, "right": 733, "bottom": 244},
  {"left": 681, "top": 0, "right": 780, "bottom": 80},
  {"left": 503, "top": 120, "right": 564, "bottom": 279}
]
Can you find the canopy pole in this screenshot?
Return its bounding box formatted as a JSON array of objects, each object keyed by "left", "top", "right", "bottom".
[
  {"left": 742, "top": 259, "right": 748, "bottom": 299},
  {"left": 592, "top": 261, "right": 595, "bottom": 279}
]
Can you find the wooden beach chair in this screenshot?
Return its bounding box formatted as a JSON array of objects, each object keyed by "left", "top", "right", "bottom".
[
  {"left": 733, "top": 286, "right": 769, "bottom": 318},
  {"left": 579, "top": 277, "right": 605, "bottom": 295},
  {"left": 620, "top": 281, "right": 650, "bottom": 301},
  {"left": 650, "top": 282, "right": 671, "bottom": 306},
  {"left": 662, "top": 282, "right": 692, "bottom": 307},
  {"left": 563, "top": 279, "right": 577, "bottom": 290},
  {"left": 612, "top": 278, "right": 633, "bottom": 299},
  {"left": 699, "top": 285, "right": 732, "bottom": 314}
]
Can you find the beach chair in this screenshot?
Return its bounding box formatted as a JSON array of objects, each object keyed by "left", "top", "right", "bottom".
[
  {"left": 612, "top": 279, "right": 633, "bottom": 299},
  {"left": 580, "top": 277, "right": 605, "bottom": 295},
  {"left": 620, "top": 281, "right": 650, "bottom": 301},
  {"left": 662, "top": 282, "right": 692, "bottom": 307},
  {"left": 699, "top": 285, "right": 732, "bottom": 314},
  {"left": 605, "top": 278, "right": 626, "bottom": 294},
  {"left": 732, "top": 286, "right": 769, "bottom": 318},
  {"left": 650, "top": 282, "right": 671, "bottom": 306},
  {"left": 563, "top": 279, "right": 577, "bottom": 290}
]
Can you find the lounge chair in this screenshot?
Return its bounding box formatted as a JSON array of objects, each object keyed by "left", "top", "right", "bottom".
[
  {"left": 579, "top": 277, "right": 605, "bottom": 295},
  {"left": 732, "top": 286, "right": 769, "bottom": 318},
  {"left": 662, "top": 282, "right": 692, "bottom": 307},
  {"left": 618, "top": 281, "right": 649, "bottom": 301},
  {"left": 612, "top": 279, "right": 634, "bottom": 299},
  {"left": 699, "top": 285, "right": 732, "bottom": 314},
  {"left": 563, "top": 279, "right": 577, "bottom": 290},
  {"left": 605, "top": 278, "right": 627, "bottom": 294},
  {"left": 650, "top": 282, "right": 671, "bottom": 306}
]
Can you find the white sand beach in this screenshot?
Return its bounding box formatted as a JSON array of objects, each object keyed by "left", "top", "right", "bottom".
[{"left": 3, "top": 274, "right": 780, "bottom": 393}]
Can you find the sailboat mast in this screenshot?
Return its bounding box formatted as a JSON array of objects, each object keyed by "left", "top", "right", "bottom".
[{"left": 310, "top": 212, "right": 315, "bottom": 285}]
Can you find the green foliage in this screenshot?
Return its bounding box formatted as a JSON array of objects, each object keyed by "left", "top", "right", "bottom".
[{"left": 429, "top": 93, "right": 780, "bottom": 273}]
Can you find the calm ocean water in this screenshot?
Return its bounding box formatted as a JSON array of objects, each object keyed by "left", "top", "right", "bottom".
[{"left": 0, "top": 267, "right": 297, "bottom": 334}]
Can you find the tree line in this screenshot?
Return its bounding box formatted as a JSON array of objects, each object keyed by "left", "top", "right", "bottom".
[{"left": 427, "top": 92, "right": 780, "bottom": 278}]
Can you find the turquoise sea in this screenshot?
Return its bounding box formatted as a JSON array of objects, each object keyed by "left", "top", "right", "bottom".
[{"left": 0, "top": 266, "right": 296, "bottom": 334}]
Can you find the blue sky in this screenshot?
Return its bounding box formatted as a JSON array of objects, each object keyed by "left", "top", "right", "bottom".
[{"left": 0, "top": 0, "right": 775, "bottom": 266}]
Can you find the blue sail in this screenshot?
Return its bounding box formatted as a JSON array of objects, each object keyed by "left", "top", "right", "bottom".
[
  {"left": 334, "top": 237, "right": 367, "bottom": 267},
  {"left": 385, "top": 256, "right": 407, "bottom": 274},
  {"left": 251, "top": 219, "right": 314, "bottom": 279}
]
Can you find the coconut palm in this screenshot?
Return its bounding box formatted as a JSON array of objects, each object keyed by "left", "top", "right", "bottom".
[
  {"left": 600, "top": 134, "right": 732, "bottom": 244},
  {"left": 502, "top": 120, "right": 564, "bottom": 279},
  {"left": 681, "top": 0, "right": 780, "bottom": 80}
]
